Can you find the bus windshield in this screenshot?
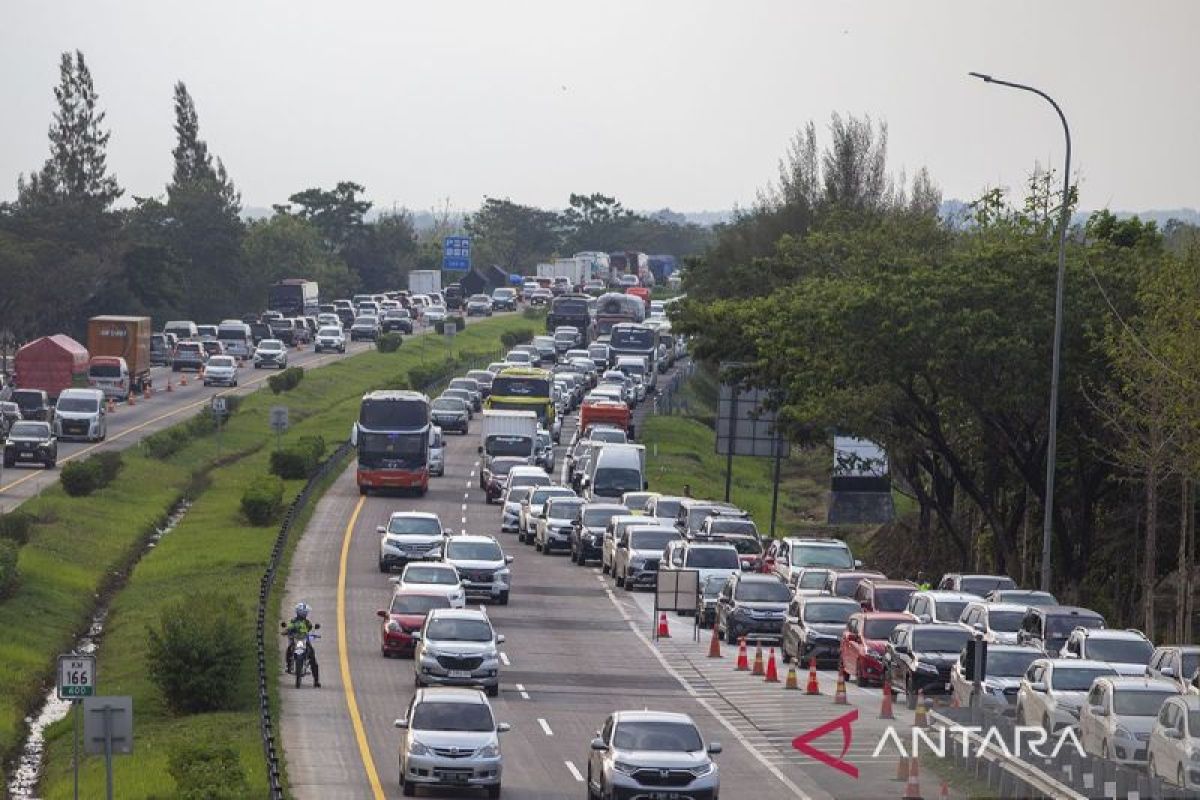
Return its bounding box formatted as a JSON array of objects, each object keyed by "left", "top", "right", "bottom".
[
  {"left": 491, "top": 376, "right": 550, "bottom": 398},
  {"left": 611, "top": 328, "right": 656, "bottom": 350},
  {"left": 360, "top": 399, "right": 429, "bottom": 429}
]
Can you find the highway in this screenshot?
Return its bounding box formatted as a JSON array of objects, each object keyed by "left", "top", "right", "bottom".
[{"left": 279, "top": 366, "right": 941, "bottom": 799}]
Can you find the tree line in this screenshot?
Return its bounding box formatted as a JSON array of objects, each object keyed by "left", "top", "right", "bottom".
[
  {"left": 674, "top": 113, "right": 1200, "bottom": 640},
  {"left": 0, "top": 51, "right": 710, "bottom": 346}
]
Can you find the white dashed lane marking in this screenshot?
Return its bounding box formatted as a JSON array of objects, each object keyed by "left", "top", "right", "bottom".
[
  {"left": 564, "top": 761, "right": 584, "bottom": 782},
  {"left": 515, "top": 683, "right": 530, "bottom": 700},
  {"left": 538, "top": 718, "right": 554, "bottom": 736},
  {"left": 500, "top": 652, "right": 510, "bottom": 666}
]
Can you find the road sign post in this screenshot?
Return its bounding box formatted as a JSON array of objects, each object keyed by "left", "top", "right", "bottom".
[
  {"left": 270, "top": 406, "right": 289, "bottom": 452},
  {"left": 211, "top": 395, "right": 227, "bottom": 460},
  {"left": 83, "top": 695, "right": 132, "bottom": 800},
  {"left": 443, "top": 236, "right": 471, "bottom": 272},
  {"left": 58, "top": 654, "right": 95, "bottom": 800}
]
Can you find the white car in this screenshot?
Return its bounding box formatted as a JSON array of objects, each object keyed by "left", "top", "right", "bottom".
[
  {"left": 441, "top": 535, "right": 513, "bottom": 605},
  {"left": 1062, "top": 627, "right": 1155, "bottom": 677},
  {"left": 1016, "top": 658, "right": 1120, "bottom": 733},
  {"left": 392, "top": 562, "right": 466, "bottom": 608},
  {"left": 314, "top": 326, "right": 346, "bottom": 353},
  {"left": 316, "top": 313, "right": 341, "bottom": 329},
  {"left": 424, "top": 305, "right": 447, "bottom": 323},
  {"left": 396, "top": 688, "right": 509, "bottom": 796},
  {"left": 1147, "top": 694, "right": 1200, "bottom": 791},
  {"left": 378, "top": 511, "right": 448, "bottom": 572},
  {"left": 202, "top": 355, "right": 238, "bottom": 387},
  {"left": 253, "top": 338, "right": 288, "bottom": 369},
  {"left": 499, "top": 485, "right": 533, "bottom": 534},
  {"left": 904, "top": 590, "right": 977, "bottom": 626},
  {"left": 535, "top": 496, "right": 585, "bottom": 554},
  {"left": 958, "top": 602, "right": 1027, "bottom": 644},
  {"left": 518, "top": 486, "right": 577, "bottom": 545},
  {"left": 1079, "top": 676, "right": 1180, "bottom": 764}
]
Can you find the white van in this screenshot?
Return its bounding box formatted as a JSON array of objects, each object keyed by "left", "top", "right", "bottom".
[
  {"left": 54, "top": 387, "right": 107, "bottom": 442},
  {"left": 428, "top": 426, "right": 445, "bottom": 477},
  {"left": 217, "top": 321, "right": 254, "bottom": 359},
  {"left": 584, "top": 443, "right": 647, "bottom": 501},
  {"left": 163, "top": 320, "right": 198, "bottom": 341}
]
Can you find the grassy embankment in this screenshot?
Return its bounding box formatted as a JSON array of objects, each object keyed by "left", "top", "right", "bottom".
[{"left": 0, "top": 315, "right": 530, "bottom": 799}]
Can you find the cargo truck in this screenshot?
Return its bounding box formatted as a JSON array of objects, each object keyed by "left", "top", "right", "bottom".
[
  {"left": 477, "top": 409, "right": 539, "bottom": 489},
  {"left": 14, "top": 335, "right": 90, "bottom": 400},
  {"left": 87, "top": 315, "right": 153, "bottom": 397},
  {"left": 407, "top": 270, "right": 443, "bottom": 296}
]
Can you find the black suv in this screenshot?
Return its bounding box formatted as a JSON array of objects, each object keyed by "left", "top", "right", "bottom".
[
  {"left": 714, "top": 573, "right": 791, "bottom": 645},
  {"left": 3, "top": 420, "right": 58, "bottom": 469},
  {"left": 381, "top": 308, "right": 414, "bottom": 334},
  {"left": 444, "top": 284, "right": 464, "bottom": 310},
  {"left": 11, "top": 389, "right": 54, "bottom": 424},
  {"left": 1015, "top": 605, "right": 1106, "bottom": 657},
  {"left": 883, "top": 623, "right": 971, "bottom": 709},
  {"left": 781, "top": 596, "right": 860, "bottom": 665}
]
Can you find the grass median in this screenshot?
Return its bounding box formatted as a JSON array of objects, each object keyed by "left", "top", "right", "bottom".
[{"left": 0, "top": 315, "right": 532, "bottom": 798}]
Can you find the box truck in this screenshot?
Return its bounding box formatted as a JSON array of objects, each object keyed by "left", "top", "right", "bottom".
[
  {"left": 87, "top": 315, "right": 153, "bottom": 396},
  {"left": 477, "top": 409, "right": 539, "bottom": 488},
  {"left": 407, "top": 270, "right": 443, "bottom": 296}
]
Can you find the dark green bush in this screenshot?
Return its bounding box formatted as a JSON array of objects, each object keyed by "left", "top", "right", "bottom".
[
  {"left": 267, "top": 366, "right": 305, "bottom": 394},
  {"left": 168, "top": 738, "right": 251, "bottom": 800},
  {"left": 500, "top": 328, "right": 535, "bottom": 349},
  {"left": 377, "top": 332, "right": 404, "bottom": 353},
  {"left": 522, "top": 307, "right": 545, "bottom": 320},
  {"left": 0, "top": 539, "right": 19, "bottom": 599},
  {"left": 142, "top": 401, "right": 239, "bottom": 461},
  {"left": 147, "top": 593, "right": 251, "bottom": 714},
  {"left": 240, "top": 475, "right": 284, "bottom": 526},
  {"left": 59, "top": 459, "right": 102, "bottom": 497},
  {"left": 92, "top": 451, "right": 124, "bottom": 485},
  {"left": 269, "top": 435, "right": 326, "bottom": 479},
  {"left": 0, "top": 511, "right": 35, "bottom": 545}
]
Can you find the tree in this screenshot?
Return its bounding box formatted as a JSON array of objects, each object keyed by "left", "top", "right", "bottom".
[
  {"left": 343, "top": 211, "right": 419, "bottom": 291},
  {"left": 466, "top": 197, "right": 560, "bottom": 273},
  {"left": 241, "top": 213, "right": 356, "bottom": 301},
  {"left": 558, "top": 193, "right": 637, "bottom": 253},
  {"left": 285, "top": 182, "right": 372, "bottom": 253}
]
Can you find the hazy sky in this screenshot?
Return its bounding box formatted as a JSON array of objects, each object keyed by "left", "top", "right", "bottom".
[{"left": 2, "top": 1, "right": 1197, "bottom": 215}]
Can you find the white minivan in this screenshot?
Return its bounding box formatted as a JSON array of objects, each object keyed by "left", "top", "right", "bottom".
[
  {"left": 217, "top": 321, "right": 254, "bottom": 360},
  {"left": 584, "top": 443, "right": 647, "bottom": 501},
  {"left": 54, "top": 388, "right": 107, "bottom": 442}
]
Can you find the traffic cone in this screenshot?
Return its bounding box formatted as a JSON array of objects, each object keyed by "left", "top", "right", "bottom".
[
  {"left": 784, "top": 664, "right": 799, "bottom": 689},
  {"left": 804, "top": 657, "right": 820, "bottom": 695},
  {"left": 915, "top": 691, "right": 928, "bottom": 728},
  {"left": 180, "top": 373, "right": 188, "bottom": 386},
  {"left": 127, "top": 391, "right": 135, "bottom": 406},
  {"left": 879, "top": 681, "right": 896, "bottom": 720},
  {"left": 656, "top": 612, "right": 670, "bottom": 639},
  {"left": 938, "top": 779, "right": 949, "bottom": 799},
  {"left": 143, "top": 384, "right": 151, "bottom": 400},
  {"left": 896, "top": 754, "right": 909, "bottom": 781},
  {"left": 106, "top": 397, "right": 115, "bottom": 413},
  {"left": 166, "top": 377, "right": 173, "bottom": 393},
  {"left": 764, "top": 649, "right": 779, "bottom": 683},
  {"left": 751, "top": 642, "right": 764, "bottom": 676},
  {"left": 902, "top": 756, "right": 922, "bottom": 799},
  {"left": 735, "top": 637, "right": 749, "bottom": 671},
  {"left": 833, "top": 671, "right": 848, "bottom": 705},
  {"left": 707, "top": 625, "right": 722, "bottom": 658}
]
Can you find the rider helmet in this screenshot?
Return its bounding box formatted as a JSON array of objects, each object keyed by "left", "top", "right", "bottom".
[{"left": 294, "top": 602, "right": 310, "bottom": 619}]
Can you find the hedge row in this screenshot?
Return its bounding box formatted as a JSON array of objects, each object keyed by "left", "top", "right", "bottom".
[
  {"left": 268, "top": 435, "right": 326, "bottom": 480},
  {"left": 240, "top": 475, "right": 284, "bottom": 526},
  {"left": 142, "top": 395, "right": 243, "bottom": 460},
  {"left": 0, "top": 540, "right": 17, "bottom": 599},
  {"left": 59, "top": 451, "right": 125, "bottom": 497},
  {"left": 377, "top": 332, "right": 404, "bottom": 353},
  {"left": 267, "top": 366, "right": 305, "bottom": 394},
  {"left": 500, "top": 328, "right": 535, "bottom": 349}
]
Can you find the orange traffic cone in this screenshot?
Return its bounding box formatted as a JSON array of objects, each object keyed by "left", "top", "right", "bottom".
[
  {"left": 784, "top": 664, "right": 799, "bottom": 689},
  {"left": 707, "top": 625, "right": 722, "bottom": 658},
  {"left": 902, "top": 756, "right": 922, "bottom": 799},
  {"left": 833, "top": 671, "right": 848, "bottom": 705},
  {"left": 166, "top": 377, "right": 173, "bottom": 392},
  {"left": 656, "top": 612, "right": 670, "bottom": 638},
  {"left": 804, "top": 657, "right": 820, "bottom": 695},
  {"left": 938, "top": 779, "right": 949, "bottom": 799},
  {"left": 106, "top": 397, "right": 116, "bottom": 413},
  {"left": 127, "top": 391, "right": 136, "bottom": 406},
  {"left": 180, "top": 373, "right": 188, "bottom": 386},
  {"left": 143, "top": 384, "right": 151, "bottom": 400},
  {"left": 735, "top": 637, "right": 749, "bottom": 671},
  {"left": 879, "top": 680, "right": 896, "bottom": 720},
  {"left": 764, "top": 649, "right": 779, "bottom": 683},
  {"left": 751, "top": 642, "right": 764, "bottom": 676},
  {"left": 915, "top": 691, "right": 928, "bottom": 728},
  {"left": 896, "top": 754, "right": 910, "bottom": 781}
]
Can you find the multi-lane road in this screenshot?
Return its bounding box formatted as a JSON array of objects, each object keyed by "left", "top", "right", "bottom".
[{"left": 280, "top": 369, "right": 940, "bottom": 799}]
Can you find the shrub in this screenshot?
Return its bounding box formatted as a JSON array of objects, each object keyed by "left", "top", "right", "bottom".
[
  {"left": 92, "top": 451, "right": 124, "bottom": 485},
  {"left": 143, "top": 426, "right": 191, "bottom": 460},
  {"left": 408, "top": 363, "right": 451, "bottom": 391},
  {"left": 0, "top": 540, "right": 18, "bottom": 599},
  {"left": 269, "top": 435, "right": 326, "bottom": 480},
  {"left": 522, "top": 307, "right": 545, "bottom": 320},
  {"left": 268, "top": 366, "right": 305, "bottom": 394},
  {"left": 241, "top": 475, "right": 284, "bottom": 525},
  {"left": 0, "top": 511, "right": 35, "bottom": 545},
  {"left": 377, "top": 332, "right": 404, "bottom": 353},
  {"left": 59, "top": 459, "right": 102, "bottom": 497},
  {"left": 500, "top": 328, "right": 535, "bottom": 349},
  {"left": 146, "top": 593, "right": 251, "bottom": 714},
  {"left": 168, "top": 738, "right": 251, "bottom": 800}
]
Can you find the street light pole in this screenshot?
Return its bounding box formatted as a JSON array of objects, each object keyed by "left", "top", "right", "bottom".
[{"left": 969, "top": 72, "right": 1072, "bottom": 593}]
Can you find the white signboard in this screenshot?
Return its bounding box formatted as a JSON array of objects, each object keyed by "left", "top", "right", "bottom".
[{"left": 57, "top": 654, "right": 96, "bottom": 699}]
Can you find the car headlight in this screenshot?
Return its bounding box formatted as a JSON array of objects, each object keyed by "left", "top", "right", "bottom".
[
  {"left": 386, "top": 620, "right": 401, "bottom": 633},
  {"left": 916, "top": 662, "right": 940, "bottom": 674},
  {"left": 408, "top": 740, "right": 431, "bottom": 756},
  {"left": 629, "top": 557, "right": 646, "bottom": 568},
  {"left": 1114, "top": 725, "right": 1135, "bottom": 740},
  {"left": 613, "top": 761, "right": 639, "bottom": 776},
  {"left": 690, "top": 762, "right": 716, "bottom": 777},
  {"left": 475, "top": 743, "right": 500, "bottom": 758},
  {"left": 496, "top": 568, "right": 510, "bottom": 578}
]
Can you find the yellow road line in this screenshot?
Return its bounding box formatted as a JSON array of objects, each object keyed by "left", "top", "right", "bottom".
[{"left": 338, "top": 494, "right": 386, "bottom": 799}]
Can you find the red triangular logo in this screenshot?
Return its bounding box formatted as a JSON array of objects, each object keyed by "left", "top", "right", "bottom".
[{"left": 791, "top": 709, "right": 859, "bottom": 778}]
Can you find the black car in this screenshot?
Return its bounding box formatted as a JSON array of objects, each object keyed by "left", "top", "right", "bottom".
[
  {"left": 381, "top": 309, "right": 414, "bottom": 334},
  {"left": 150, "top": 333, "right": 172, "bottom": 366},
  {"left": 490, "top": 289, "right": 517, "bottom": 311},
  {"left": 444, "top": 284, "right": 464, "bottom": 310},
  {"left": 430, "top": 396, "right": 469, "bottom": 434},
  {"left": 3, "top": 420, "right": 57, "bottom": 469},
  {"left": 781, "top": 596, "right": 859, "bottom": 665},
  {"left": 1015, "top": 605, "right": 1106, "bottom": 657},
  {"left": 715, "top": 573, "right": 791, "bottom": 645},
  {"left": 569, "top": 502, "right": 626, "bottom": 565},
  {"left": 248, "top": 321, "right": 273, "bottom": 344},
  {"left": 883, "top": 623, "right": 971, "bottom": 709},
  {"left": 11, "top": 389, "right": 54, "bottom": 424}
]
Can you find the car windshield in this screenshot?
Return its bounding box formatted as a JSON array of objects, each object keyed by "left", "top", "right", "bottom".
[
  {"left": 583, "top": 507, "right": 622, "bottom": 527},
  {"left": 961, "top": 576, "right": 1017, "bottom": 594},
  {"left": 1113, "top": 689, "right": 1178, "bottom": 717},
  {"left": 735, "top": 581, "right": 790, "bottom": 603},
  {"left": 432, "top": 399, "right": 464, "bottom": 411},
  {"left": 57, "top": 397, "right": 99, "bottom": 412},
  {"left": 404, "top": 566, "right": 457, "bottom": 585},
  {"left": 492, "top": 375, "right": 549, "bottom": 396},
  {"left": 89, "top": 363, "right": 122, "bottom": 377},
  {"left": 489, "top": 459, "right": 524, "bottom": 476},
  {"left": 875, "top": 588, "right": 916, "bottom": 612},
  {"left": 1046, "top": 615, "right": 1105, "bottom": 636},
  {"left": 611, "top": 328, "right": 655, "bottom": 349},
  {"left": 798, "top": 571, "right": 830, "bottom": 590},
  {"left": 260, "top": 340, "right": 283, "bottom": 351},
  {"left": 592, "top": 430, "right": 626, "bottom": 444},
  {"left": 912, "top": 629, "right": 970, "bottom": 652},
  {"left": 547, "top": 499, "right": 584, "bottom": 519},
  {"left": 709, "top": 519, "right": 756, "bottom": 536},
  {"left": 1051, "top": 667, "right": 1117, "bottom": 691},
  {"left": 426, "top": 618, "right": 493, "bottom": 642},
  {"left": 1184, "top": 654, "right": 1200, "bottom": 681},
  {"left": 701, "top": 577, "right": 727, "bottom": 598},
  {"left": 318, "top": 328, "right": 341, "bottom": 336},
  {"left": 9, "top": 422, "right": 48, "bottom": 437},
  {"left": 865, "top": 618, "right": 907, "bottom": 640},
  {"left": 594, "top": 468, "right": 643, "bottom": 495},
  {"left": 988, "top": 611, "right": 1025, "bottom": 632},
  {"left": 445, "top": 541, "right": 503, "bottom": 561},
  {"left": 834, "top": 576, "right": 870, "bottom": 596},
  {"left": 685, "top": 548, "right": 739, "bottom": 569},
  {"left": 629, "top": 530, "right": 678, "bottom": 550},
  {"left": 388, "top": 517, "right": 442, "bottom": 536},
  {"left": 613, "top": 721, "right": 702, "bottom": 752},
  {"left": 390, "top": 594, "right": 451, "bottom": 615},
  {"left": 721, "top": 537, "right": 762, "bottom": 555},
  {"left": 505, "top": 487, "right": 533, "bottom": 504},
  {"left": 792, "top": 544, "right": 853, "bottom": 568},
  {"left": 208, "top": 357, "right": 235, "bottom": 368},
  {"left": 986, "top": 650, "right": 1041, "bottom": 677},
  {"left": 934, "top": 600, "right": 969, "bottom": 622},
  {"left": 530, "top": 488, "right": 574, "bottom": 505},
  {"left": 804, "top": 602, "right": 856, "bottom": 624},
  {"left": 651, "top": 499, "right": 682, "bottom": 519},
  {"left": 1088, "top": 639, "right": 1154, "bottom": 664},
  {"left": 411, "top": 701, "right": 494, "bottom": 732}
]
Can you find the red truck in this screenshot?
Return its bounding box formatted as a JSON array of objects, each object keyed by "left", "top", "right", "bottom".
[
  {"left": 579, "top": 398, "right": 634, "bottom": 439},
  {"left": 14, "top": 335, "right": 90, "bottom": 400}
]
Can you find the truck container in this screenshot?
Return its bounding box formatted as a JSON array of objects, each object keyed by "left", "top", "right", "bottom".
[
  {"left": 87, "top": 315, "right": 153, "bottom": 394},
  {"left": 535, "top": 263, "right": 556, "bottom": 281},
  {"left": 573, "top": 252, "right": 612, "bottom": 284},
  {"left": 550, "top": 257, "right": 588, "bottom": 289},
  {"left": 579, "top": 399, "right": 633, "bottom": 438},
  {"left": 478, "top": 409, "right": 539, "bottom": 462},
  {"left": 268, "top": 279, "right": 319, "bottom": 317},
  {"left": 647, "top": 255, "right": 678, "bottom": 284},
  {"left": 407, "top": 270, "right": 443, "bottom": 296},
  {"left": 14, "top": 335, "right": 90, "bottom": 400}
]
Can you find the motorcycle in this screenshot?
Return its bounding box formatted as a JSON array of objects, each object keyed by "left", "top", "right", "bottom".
[{"left": 281, "top": 622, "right": 321, "bottom": 687}]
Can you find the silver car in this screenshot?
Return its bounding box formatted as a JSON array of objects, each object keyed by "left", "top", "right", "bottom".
[
  {"left": 378, "top": 512, "right": 446, "bottom": 573},
  {"left": 1079, "top": 676, "right": 1180, "bottom": 764},
  {"left": 948, "top": 644, "right": 1041, "bottom": 713},
  {"left": 588, "top": 710, "right": 720, "bottom": 800},
  {"left": 535, "top": 496, "right": 585, "bottom": 554},
  {"left": 413, "top": 609, "right": 504, "bottom": 696},
  {"left": 202, "top": 354, "right": 238, "bottom": 387},
  {"left": 396, "top": 687, "right": 508, "bottom": 798},
  {"left": 441, "top": 535, "right": 513, "bottom": 605}
]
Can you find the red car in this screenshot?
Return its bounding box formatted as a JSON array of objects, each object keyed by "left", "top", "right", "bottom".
[
  {"left": 377, "top": 591, "right": 451, "bottom": 657},
  {"left": 840, "top": 611, "right": 916, "bottom": 686}
]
